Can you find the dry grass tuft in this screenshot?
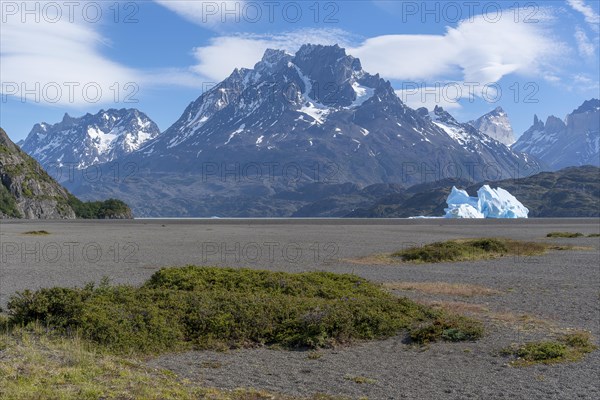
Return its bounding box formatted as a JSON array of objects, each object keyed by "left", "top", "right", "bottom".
[
  {"left": 383, "top": 282, "right": 501, "bottom": 297},
  {"left": 423, "top": 301, "right": 490, "bottom": 315},
  {"left": 345, "top": 375, "right": 377, "bottom": 385},
  {"left": 343, "top": 254, "right": 394, "bottom": 265},
  {"left": 489, "top": 312, "right": 553, "bottom": 331},
  {"left": 422, "top": 301, "right": 556, "bottom": 332}
]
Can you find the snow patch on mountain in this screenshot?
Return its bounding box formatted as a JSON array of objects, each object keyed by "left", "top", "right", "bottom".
[
  {"left": 300, "top": 102, "right": 331, "bottom": 125},
  {"left": 350, "top": 82, "right": 375, "bottom": 107}
]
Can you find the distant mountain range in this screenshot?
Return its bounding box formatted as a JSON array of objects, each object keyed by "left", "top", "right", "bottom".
[
  {"left": 346, "top": 166, "right": 600, "bottom": 218},
  {"left": 20, "top": 109, "right": 159, "bottom": 170},
  {"left": 512, "top": 99, "right": 599, "bottom": 170},
  {"left": 10, "top": 45, "right": 598, "bottom": 217}
]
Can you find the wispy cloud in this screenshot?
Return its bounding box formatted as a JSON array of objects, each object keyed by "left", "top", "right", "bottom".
[
  {"left": 0, "top": 1, "right": 209, "bottom": 106},
  {"left": 349, "top": 11, "right": 563, "bottom": 84},
  {"left": 0, "top": 6, "right": 138, "bottom": 107},
  {"left": 574, "top": 26, "right": 597, "bottom": 57},
  {"left": 567, "top": 0, "right": 600, "bottom": 31},
  {"left": 154, "top": 0, "right": 245, "bottom": 29},
  {"left": 395, "top": 87, "right": 463, "bottom": 111}
]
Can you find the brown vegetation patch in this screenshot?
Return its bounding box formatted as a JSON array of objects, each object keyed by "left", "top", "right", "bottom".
[{"left": 383, "top": 282, "right": 501, "bottom": 297}]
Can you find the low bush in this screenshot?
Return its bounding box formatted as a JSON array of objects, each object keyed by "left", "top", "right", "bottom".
[
  {"left": 393, "top": 238, "right": 548, "bottom": 263},
  {"left": 409, "top": 312, "right": 484, "bottom": 344},
  {"left": 546, "top": 232, "right": 584, "bottom": 238},
  {"left": 503, "top": 331, "right": 597, "bottom": 366},
  {"left": 561, "top": 331, "right": 597, "bottom": 353},
  {"left": 22, "top": 230, "right": 50, "bottom": 235},
  {"left": 516, "top": 341, "right": 567, "bottom": 361},
  {"left": 6, "top": 266, "right": 483, "bottom": 354}
]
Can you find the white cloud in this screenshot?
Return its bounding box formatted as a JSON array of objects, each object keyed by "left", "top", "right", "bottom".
[
  {"left": 154, "top": 0, "right": 245, "bottom": 28},
  {"left": 350, "top": 34, "right": 460, "bottom": 81},
  {"left": 0, "top": 1, "right": 206, "bottom": 106},
  {"left": 395, "top": 87, "right": 463, "bottom": 112},
  {"left": 395, "top": 80, "right": 506, "bottom": 112},
  {"left": 573, "top": 73, "right": 600, "bottom": 90},
  {"left": 0, "top": 6, "right": 139, "bottom": 107},
  {"left": 574, "top": 26, "right": 597, "bottom": 57},
  {"left": 349, "top": 12, "right": 562, "bottom": 84},
  {"left": 188, "top": 11, "right": 563, "bottom": 99},
  {"left": 567, "top": 0, "right": 600, "bottom": 31}
]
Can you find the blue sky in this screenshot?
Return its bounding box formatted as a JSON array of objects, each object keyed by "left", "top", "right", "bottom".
[{"left": 1, "top": 0, "right": 599, "bottom": 141}]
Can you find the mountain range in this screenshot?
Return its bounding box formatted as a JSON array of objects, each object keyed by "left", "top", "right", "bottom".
[
  {"left": 20, "top": 109, "right": 159, "bottom": 171},
  {"left": 21, "top": 45, "right": 540, "bottom": 217},
  {"left": 512, "top": 99, "right": 599, "bottom": 170},
  {"left": 11, "top": 44, "right": 598, "bottom": 217}
]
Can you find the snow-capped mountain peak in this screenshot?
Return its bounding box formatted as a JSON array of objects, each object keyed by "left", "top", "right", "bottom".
[
  {"left": 512, "top": 99, "right": 599, "bottom": 170},
  {"left": 21, "top": 108, "right": 160, "bottom": 169},
  {"left": 469, "top": 106, "right": 516, "bottom": 146}
]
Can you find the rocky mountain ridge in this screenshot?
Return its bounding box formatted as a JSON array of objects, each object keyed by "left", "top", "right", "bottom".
[
  {"left": 1, "top": 127, "right": 76, "bottom": 219},
  {"left": 512, "top": 99, "right": 599, "bottom": 170},
  {"left": 469, "top": 106, "right": 516, "bottom": 146},
  {"left": 1, "top": 128, "right": 133, "bottom": 219},
  {"left": 63, "top": 44, "right": 537, "bottom": 217},
  {"left": 20, "top": 108, "right": 160, "bottom": 171}
]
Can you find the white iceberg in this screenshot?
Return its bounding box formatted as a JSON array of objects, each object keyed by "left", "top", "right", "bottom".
[
  {"left": 444, "top": 203, "right": 485, "bottom": 219},
  {"left": 444, "top": 185, "right": 528, "bottom": 219}
]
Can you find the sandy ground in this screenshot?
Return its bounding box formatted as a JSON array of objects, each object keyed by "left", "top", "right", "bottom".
[{"left": 1, "top": 219, "right": 599, "bottom": 399}]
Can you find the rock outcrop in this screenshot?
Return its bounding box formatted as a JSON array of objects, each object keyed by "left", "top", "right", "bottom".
[{"left": 1, "top": 128, "right": 76, "bottom": 219}]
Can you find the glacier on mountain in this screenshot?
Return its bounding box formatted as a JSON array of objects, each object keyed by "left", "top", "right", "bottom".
[{"left": 444, "top": 186, "right": 529, "bottom": 219}]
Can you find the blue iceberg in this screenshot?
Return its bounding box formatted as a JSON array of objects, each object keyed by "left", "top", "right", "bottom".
[{"left": 444, "top": 185, "right": 529, "bottom": 219}]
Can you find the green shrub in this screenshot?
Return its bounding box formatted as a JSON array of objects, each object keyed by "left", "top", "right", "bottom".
[
  {"left": 504, "top": 331, "right": 597, "bottom": 366},
  {"left": 8, "top": 287, "right": 90, "bottom": 329},
  {"left": 6, "top": 267, "right": 483, "bottom": 354},
  {"left": 0, "top": 184, "right": 21, "bottom": 218},
  {"left": 393, "top": 238, "right": 547, "bottom": 263},
  {"left": 561, "top": 331, "right": 597, "bottom": 353},
  {"left": 22, "top": 230, "right": 50, "bottom": 235},
  {"left": 468, "top": 238, "right": 508, "bottom": 253},
  {"left": 67, "top": 195, "right": 131, "bottom": 219},
  {"left": 546, "top": 232, "right": 584, "bottom": 238},
  {"left": 516, "top": 341, "right": 567, "bottom": 361},
  {"left": 409, "top": 311, "right": 484, "bottom": 344}
]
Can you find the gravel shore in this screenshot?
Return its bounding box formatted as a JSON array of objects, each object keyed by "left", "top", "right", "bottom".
[{"left": 1, "top": 219, "right": 599, "bottom": 399}]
